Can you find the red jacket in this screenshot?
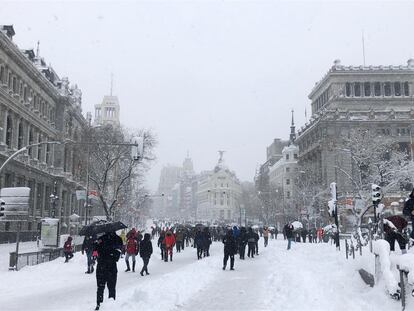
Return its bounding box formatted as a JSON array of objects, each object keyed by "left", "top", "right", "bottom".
[
  {"left": 163, "top": 232, "right": 176, "bottom": 249},
  {"left": 64, "top": 238, "right": 72, "bottom": 253},
  {"left": 126, "top": 237, "right": 138, "bottom": 254}
]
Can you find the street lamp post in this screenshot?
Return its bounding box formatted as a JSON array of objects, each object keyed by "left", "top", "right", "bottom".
[{"left": 49, "top": 182, "right": 59, "bottom": 218}]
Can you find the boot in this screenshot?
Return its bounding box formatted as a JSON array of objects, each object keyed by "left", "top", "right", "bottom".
[
  {"left": 230, "top": 258, "right": 235, "bottom": 270},
  {"left": 95, "top": 304, "right": 100, "bottom": 310},
  {"left": 132, "top": 261, "right": 136, "bottom": 272},
  {"left": 140, "top": 270, "right": 144, "bottom": 276},
  {"left": 170, "top": 253, "right": 173, "bottom": 261},
  {"left": 125, "top": 261, "right": 131, "bottom": 272}
]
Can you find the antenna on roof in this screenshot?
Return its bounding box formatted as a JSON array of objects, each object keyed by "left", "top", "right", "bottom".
[
  {"left": 362, "top": 30, "right": 366, "bottom": 66},
  {"left": 36, "top": 40, "right": 40, "bottom": 57},
  {"left": 110, "top": 72, "right": 114, "bottom": 96}
]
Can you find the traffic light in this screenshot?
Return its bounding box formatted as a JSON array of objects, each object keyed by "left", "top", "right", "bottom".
[
  {"left": 0, "top": 199, "right": 5, "bottom": 219},
  {"left": 131, "top": 136, "right": 144, "bottom": 161},
  {"left": 0, "top": 187, "right": 31, "bottom": 219},
  {"left": 371, "top": 184, "right": 382, "bottom": 205}
]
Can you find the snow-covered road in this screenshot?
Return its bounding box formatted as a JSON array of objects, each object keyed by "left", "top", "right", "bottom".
[{"left": 0, "top": 237, "right": 409, "bottom": 311}]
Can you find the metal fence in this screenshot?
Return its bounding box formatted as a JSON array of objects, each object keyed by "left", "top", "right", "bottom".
[{"left": 9, "top": 244, "right": 83, "bottom": 271}]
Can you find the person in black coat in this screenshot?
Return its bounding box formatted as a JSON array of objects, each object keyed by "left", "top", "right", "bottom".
[
  {"left": 222, "top": 229, "right": 237, "bottom": 270},
  {"left": 238, "top": 227, "right": 248, "bottom": 259},
  {"left": 202, "top": 227, "right": 212, "bottom": 257},
  {"left": 94, "top": 231, "right": 123, "bottom": 311},
  {"left": 254, "top": 229, "right": 260, "bottom": 255},
  {"left": 246, "top": 227, "right": 256, "bottom": 258},
  {"left": 139, "top": 233, "right": 153, "bottom": 276},
  {"left": 194, "top": 229, "right": 204, "bottom": 259},
  {"left": 82, "top": 235, "right": 96, "bottom": 274},
  {"left": 403, "top": 189, "right": 414, "bottom": 240},
  {"left": 284, "top": 223, "right": 294, "bottom": 250}
]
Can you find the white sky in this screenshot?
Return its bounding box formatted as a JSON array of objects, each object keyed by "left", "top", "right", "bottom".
[{"left": 1, "top": 0, "right": 414, "bottom": 191}]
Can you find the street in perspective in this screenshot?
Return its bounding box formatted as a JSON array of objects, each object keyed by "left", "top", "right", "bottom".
[{"left": 0, "top": 1, "right": 414, "bottom": 311}]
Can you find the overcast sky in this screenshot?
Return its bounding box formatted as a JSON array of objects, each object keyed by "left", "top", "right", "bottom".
[{"left": 1, "top": 0, "right": 414, "bottom": 191}]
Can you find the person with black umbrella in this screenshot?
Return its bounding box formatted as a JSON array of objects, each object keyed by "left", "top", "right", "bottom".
[{"left": 93, "top": 231, "right": 123, "bottom": 311}]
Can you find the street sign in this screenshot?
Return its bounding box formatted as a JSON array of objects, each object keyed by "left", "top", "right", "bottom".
[{"left": 75, "top": 190, "right": 86, "bottom": 201}]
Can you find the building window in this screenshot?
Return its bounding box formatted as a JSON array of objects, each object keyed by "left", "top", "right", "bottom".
[
  {"left": 28, "top": 129, "right": 33, "bottom": 157},
  {"left": 286, "top": 167, "right": 290, "bottom": 173},
  {"left": 394, "top": 82, "right": 401, "bottom": 96},
  {"left": 6, "top": 116, "right": 12, "bottom": 148},
  {"left": 17, "top": 122, "right": 23, "bottom": 149},
  {"left": 345, "top": 83, "right": 351, "bottom": 97},
  {"left": 364, "top": 82, "right": 371, "bottom": 96},
  {"left": 0, "top": 66, "right": 4, "bottom": 83},
  {"left": 286, "top": 179, "right": 290, "bottom": 185},
  {"left": 404, "top": 82, "right": 410, "bottom": 96},
  {"left": 384, "top": 82, "right": 391, "bottom": 96},
  {"left": 374, "top": 82, "right": 381, "bottom": 96},
  {"left": 286, "top": 191, "right": 291, "bottom": 199},
  {"left": 37, "top": 136, "right": 42, "bottom": 160},
  {"left": 354, "top": 82, "right": 361, "bottom": 97},
  {"left": 285, "top": 154, "right": 289, "bottom": 160},
  {"left": 294, "top": 153, "right": 298, "bottom": 159}
]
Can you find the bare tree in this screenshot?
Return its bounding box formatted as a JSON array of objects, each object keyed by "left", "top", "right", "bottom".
[{"left": 84, "top": 124, "right": 156, "bottom": 219}]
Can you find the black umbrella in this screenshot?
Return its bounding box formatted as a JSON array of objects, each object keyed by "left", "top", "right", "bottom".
[{"left": 79, "top": 220, "right": 127, "bottom": 236}]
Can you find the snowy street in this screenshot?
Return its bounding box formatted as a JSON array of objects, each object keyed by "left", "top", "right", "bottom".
[{"left": 0, "top": 237, "right": 408, "bottom": 311}]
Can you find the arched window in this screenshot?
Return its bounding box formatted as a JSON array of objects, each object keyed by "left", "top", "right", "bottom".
[
  {"left": 6, "top": 116, "right": 12, "bottom": 148},
  {"left": 17, "top": 122, "right": 23, "bottom": 149}
]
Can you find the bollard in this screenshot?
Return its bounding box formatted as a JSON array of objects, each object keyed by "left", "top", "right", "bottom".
[{"left": 345, "top": 239, "right": 349, "bottom": 259}]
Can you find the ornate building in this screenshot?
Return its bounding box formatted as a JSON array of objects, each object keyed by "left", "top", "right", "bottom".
[
  {"left": 295, "top": 59, "right": 414, "bottom": 193},
  {"left": 94, "top": 95, "right": 120, "bottom": 126},
  {"left": 196, "top": 152, "right": 241, "bottom": 223},
  {"left": 0, "top": 25, "right": 88, "bottom": 241}
]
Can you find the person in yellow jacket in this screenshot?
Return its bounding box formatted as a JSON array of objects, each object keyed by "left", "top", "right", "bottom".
[{"left": 119, "top": 229, "right": 127, "bottom": 258}]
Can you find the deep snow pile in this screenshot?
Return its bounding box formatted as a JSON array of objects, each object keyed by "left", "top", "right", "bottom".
[{"left": 0, "top": 237, "right": 411, "bottom": 311}]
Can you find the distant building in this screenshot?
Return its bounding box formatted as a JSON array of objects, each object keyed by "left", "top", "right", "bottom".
[
  {"left": 196, "top": 152, "right": 241, "bottom": 222},
  {"left": 94, "top": 95, "right": 120, "bottom": 126}
]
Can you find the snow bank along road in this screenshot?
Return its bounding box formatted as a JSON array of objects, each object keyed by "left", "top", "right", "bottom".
[{"left": 0, "top": 237, "right": 407, "bottom": 311}]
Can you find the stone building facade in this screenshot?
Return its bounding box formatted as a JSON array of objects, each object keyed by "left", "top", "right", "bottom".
[
  {"left": 196, "top": 152, "right": 241, "bottom": 223},
  {"left": 94, "top": 95, "right": 120, "bottom": 126},
  {"left": 295, "top": 59, "right": 414, "bottom": 193},
  {"left": 0, "top": 25, "right": 88, "bottom": 241}
]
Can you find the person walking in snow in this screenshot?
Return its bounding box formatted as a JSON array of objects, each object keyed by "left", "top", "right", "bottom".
[
  {"left": 175, "top": 229, "right": 184, "bottom": 253},
  {"left": 246, "top": 227, "right": 256, "bottom": 258},
  {"left": 254, "top": 229, "right": 260, "bottom": 255},
  {"left": 202, "top": 227, "right": 212, "bottom": 257},
  {"left": 238, "top": 226, "right": 248, "bottom": 259},
  {"left": 94, "top": 231, "right": 123, "bottom": 310},
  {"left": 263, "top": 226, "right": 269, "bottom": 247},
  {"left": 139, "top": 233, "right": 153, "bottom": 276},
  {"left": 284, "top": 223, "right": 294, "bottom": 250},
  {"left": 163, "top": 230, "right": 176, "bottom": 262},
  {"left": 157, "top": 231, "right": 166, "bottom": 260},
  {"left": 82, "top": 235, "right": 96, "bottom": 273},
  {"left": 194, "top": 228, "right": 204, "bottom": 259},
  {"left": 222, "top": 229, "right": 237, "bottom": 270},
  {"left": 125, "top": 229, "right": 138, "bottom": 272},
  {"left": 63, "top": 236, "right": 74, "bottom": 263}
]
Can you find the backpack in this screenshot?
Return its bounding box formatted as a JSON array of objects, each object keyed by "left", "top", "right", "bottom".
[{"left": 403, "top": 198, "right": 414, "bottom": 216}]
